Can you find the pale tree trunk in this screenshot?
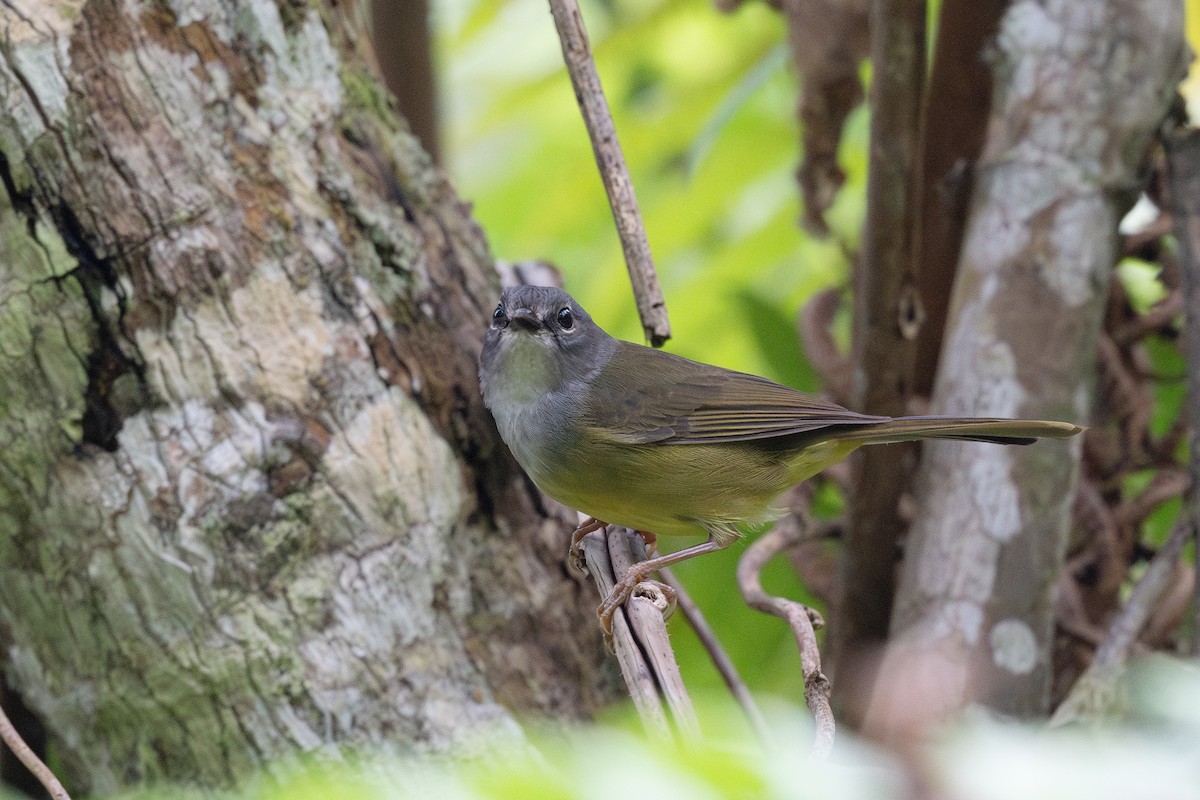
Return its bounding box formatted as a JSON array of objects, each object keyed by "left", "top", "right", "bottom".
[
  {"left": 0, "top": 0, "right": 610, "bottom": 793},
  {"left": 890, "top": 0, "right": 1185, "bottom": 714}
]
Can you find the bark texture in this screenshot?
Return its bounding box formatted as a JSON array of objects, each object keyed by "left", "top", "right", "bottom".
[
  {"left": 0, "top": 1, "right": 609, "bottom": 793},
  {"left": 890, "top": 0, "right": 1185, "bottom": 714}
]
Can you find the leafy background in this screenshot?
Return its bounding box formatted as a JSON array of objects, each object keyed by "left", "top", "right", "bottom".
[
  {"left": 438, "top": 0, "right": 867, "bottom": 716},
  {"left": 435, "top": 0, "right": 1200, "bottom": 724}
]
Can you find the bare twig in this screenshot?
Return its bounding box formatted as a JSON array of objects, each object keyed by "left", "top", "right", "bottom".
[
  {"left": 1051, "top": 517, "right": 1192, "bottom": 725},
  {"left": 1111, "top": 290, "right": 1183, "bottom": 345},
  {"left": 1092, "top": 519, "right": 1192, "bottom": 668},
  {"left": 1111, "top": 466, "right": 1190, "bottom": 529},
  {"left": 0, "top": 702, "right": 71, "bottom": 800},
  {"left": 659, "top": 567, "right": 772, "bottom": 746},
  {"left": 546, "top": 0, "right": 669, "bottom": 345},
  {"left": 799, "top": 287, "right": 853, "bottom": 406},
  {"left": 736, "top": 515, "right": 835, "bottom": 756}
]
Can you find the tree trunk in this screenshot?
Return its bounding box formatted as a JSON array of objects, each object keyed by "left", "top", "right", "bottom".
[
  {"left": 0, "top": 1, "right": 610, "bottom": 793},
  {"left": 890, "top": 0, "right": 1185, "bottom": 714},
  {"left": 832, "top": 0, "right": 924, "bottom": 705}
]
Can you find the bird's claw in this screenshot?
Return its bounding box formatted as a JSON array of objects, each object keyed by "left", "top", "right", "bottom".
[
  {"left": 567, "top": 517, "right": 607, "bottom": 575},
  {"left": 596, "top": 576, "right": 677, "bottom": 635}
]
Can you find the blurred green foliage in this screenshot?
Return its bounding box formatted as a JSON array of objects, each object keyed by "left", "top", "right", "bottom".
[
  {"left": 438, "top": 0, "right": 864, "bottom": 372},
  {"left": 436, "top": 0, "right": 867, "bottom": 704},
  {"left": 92, "top": 658, "right": 1200, "bottom": 800}
]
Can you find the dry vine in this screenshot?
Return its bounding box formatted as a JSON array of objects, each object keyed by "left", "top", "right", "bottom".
[{"left": 737, "top": 513, "right": 836, "bottom": 756}]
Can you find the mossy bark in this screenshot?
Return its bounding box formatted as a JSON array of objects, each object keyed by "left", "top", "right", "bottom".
[{"left": 0, "top": 1, "right": 610, "bottom": 793}]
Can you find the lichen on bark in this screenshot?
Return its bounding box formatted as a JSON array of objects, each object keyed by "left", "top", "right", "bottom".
[{"left": 0, "top": 1, "right": 610, "bottom": 792}]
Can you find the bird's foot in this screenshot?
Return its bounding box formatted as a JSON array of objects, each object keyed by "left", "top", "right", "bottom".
[
  {"left": 567, "top": 517, "right": 607, "bottom": 574},
  {"left": 597, "top": 573, "right": 676, "bottom": 634}
]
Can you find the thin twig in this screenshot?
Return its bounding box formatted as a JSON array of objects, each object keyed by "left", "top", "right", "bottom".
[
  {"left": 1051, "top": 517, "right": 1192, "bottom": 725},
  {"left": 736, "top": 516, "right": 835, "bottom": 756},
  {"left": 1092, "top": 519, "right": 1192, "bottom": 668},
  {"left": 546, "top": 0, "right": 670, "bottom": 346},
  {"left": 659, "top": 567, "right": 772, "bottom": 746},
  {"left": 0, "top": 702, "right": 71, "bottom": 800},
  {"left": 1111, "top": 290, "right": 1183, "bottom": 346}
]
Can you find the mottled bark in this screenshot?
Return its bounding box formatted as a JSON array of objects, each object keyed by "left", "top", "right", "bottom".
[
  {"left": 890, "top": 0, "right": 1185, "bottom": 714},
  {"left": 0, "top": 0, "right": 609, "bottom": 793}
]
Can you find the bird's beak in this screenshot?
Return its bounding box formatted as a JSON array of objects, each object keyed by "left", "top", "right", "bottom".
[{"left": 509, "top": 307, "right": 539, "bottom": 332}]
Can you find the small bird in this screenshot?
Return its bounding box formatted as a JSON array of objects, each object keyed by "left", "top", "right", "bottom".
[{"left": 479, "top": 285, "right": 1082, "bottom": 631}]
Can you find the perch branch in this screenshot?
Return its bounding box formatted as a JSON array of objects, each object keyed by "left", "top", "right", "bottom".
[
  {"left": 547, "top": 0, "right": 670, "bottom": 345},
  {"left": 580, "top": 527, "right": 698, "bottom": 739},
  {"left": 0, "top": 702, "right": 71, "bottom": 800},
  {"left": 736, "top": 515, "right": 835, "bottom": 756}
]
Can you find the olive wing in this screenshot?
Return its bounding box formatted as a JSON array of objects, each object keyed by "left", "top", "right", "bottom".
[{"left": 583, "top": 342, "right": 887, "bottom": 445}]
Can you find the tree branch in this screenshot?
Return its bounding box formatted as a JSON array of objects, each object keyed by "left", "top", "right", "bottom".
[
  {"left": 579, "top": 528, "right": 698, "bottom": 739},
  {"left": 834, "top": 0, "right": 926, "bottom": 691},
  {"left": 1051, "top": 517, "right": 1192, "bottom": 725}
]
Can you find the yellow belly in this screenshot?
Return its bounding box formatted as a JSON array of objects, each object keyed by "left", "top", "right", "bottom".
[{"left": 529, "top": 436, "right": 861, "bottom": 541}]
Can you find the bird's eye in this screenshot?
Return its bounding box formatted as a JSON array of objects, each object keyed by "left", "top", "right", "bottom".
[
  {"left": 557, "top": 307, "right": 574, "bottom": 330},
  {"left": 492, "top": 305, "right": 506, "bottom": 325}
]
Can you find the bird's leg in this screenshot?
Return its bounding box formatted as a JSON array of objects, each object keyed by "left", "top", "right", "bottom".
[
  {"left": 568, "top": 516, "right": 608, "bottom": 573},
  {"left": 570, "top": 516, "right": 607, "bottom": 548},
  {"left": 597, "top": 534, "right": 730, "bottom": 634},
  {"left": 637, "top": 530, "right": 657, "bottom": 556}
]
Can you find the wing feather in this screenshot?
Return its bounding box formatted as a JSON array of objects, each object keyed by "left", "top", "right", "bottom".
[{"left": 583, "top": 343, "right": 886, "bottom": 445}]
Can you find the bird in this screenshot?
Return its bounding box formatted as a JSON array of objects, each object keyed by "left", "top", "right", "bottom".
[{"left": 478, "top": 285, "right": 1082, "bottom": 631}]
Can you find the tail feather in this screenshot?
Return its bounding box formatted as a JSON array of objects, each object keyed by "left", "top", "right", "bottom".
[{"left": 825, "top": 416, "right": 1083, "bottom": 447}]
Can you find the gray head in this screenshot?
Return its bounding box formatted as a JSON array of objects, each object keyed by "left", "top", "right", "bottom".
[{"left": 479, "top": 286, "right": 617, "bottom": 409}]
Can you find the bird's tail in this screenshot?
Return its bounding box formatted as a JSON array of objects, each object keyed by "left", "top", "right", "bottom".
[{"left": 826, "top": 417, "right": 1083, "bottom": 447}]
